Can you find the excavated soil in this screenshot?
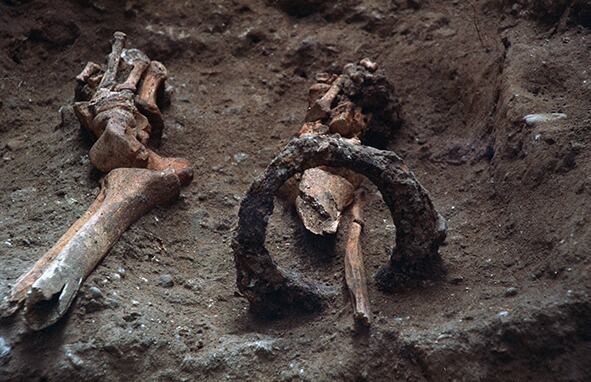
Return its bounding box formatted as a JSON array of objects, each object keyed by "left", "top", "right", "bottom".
[{"left": 1, "top": 0, "right": 590, "bottom": 381}]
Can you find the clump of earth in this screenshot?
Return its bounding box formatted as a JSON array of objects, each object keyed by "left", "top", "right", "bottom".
[{"left": 0, "top": 0, "right": 589, "bottom": 381}]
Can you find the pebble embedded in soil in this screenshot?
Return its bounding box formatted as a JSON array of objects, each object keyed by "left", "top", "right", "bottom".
[
  {"left": 523, "top": 113, "right": 567, "bottom": 126},
  {"left": 0, "top": 337, "right": 10, "bottom": 360},
  {"left": 158, "top": 274, "right": 174, "bottom": 288},
  {"left": 497, "top": 310, "right": 510, "bottom": 318},
  {"left": 233, "top": 152, "right": 249, "bottom": 163},
  {"left": 5, "top": 137, "right": 25, "bottom": 151},
  {"left": 116, "top": 266, "right": 126, "bottom": 277},
  {"left": 88, "top": 286, "right": 103, "bottom": 299},
  {"left": 448, "top": 275, "right": 464, "bottom": 285},
  {"left": 504, "top": 287, "right": 518, "bottom": 297},
  {"left": 64, "top": 348, "right": 84, "bottom": 369}
]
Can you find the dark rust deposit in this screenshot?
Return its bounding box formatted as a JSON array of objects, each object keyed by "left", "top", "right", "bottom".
[{"left": 233, "top": 135, "right": 447, "bottom": 316}]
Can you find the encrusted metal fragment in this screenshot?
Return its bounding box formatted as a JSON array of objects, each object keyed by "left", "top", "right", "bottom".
[{"left": 233, "top": 135, "right": 447, "bottom": 316}]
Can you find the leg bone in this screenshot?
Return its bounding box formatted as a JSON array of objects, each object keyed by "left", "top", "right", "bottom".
[
  {"left": 343, "top": 189, "right": 371, "bottom": 327},
  {"left": 2, "top": 168, "right": 181, "bottom": 329}
]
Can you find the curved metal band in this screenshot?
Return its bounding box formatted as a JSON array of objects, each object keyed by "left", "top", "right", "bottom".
[{"left": 232, "top": 135, "right": 447, "bottom": 315}]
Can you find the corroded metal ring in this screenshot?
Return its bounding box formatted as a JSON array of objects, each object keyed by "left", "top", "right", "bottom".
[{"left": 232, "top": 135, "right": 447, "bottom": 316}]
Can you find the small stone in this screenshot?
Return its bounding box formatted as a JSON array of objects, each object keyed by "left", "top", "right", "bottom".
[
  {"left": 215, "top": 219, "right": 233, "bottom": 231},
  {"left": 252, "top": 340, "right": 275, "bottom": 358},
  {"left": 434, "top": 27, "right": 456, "bottom": 38},
  {"left": 88, "top": 286, "right": 103, "bottom": 299},
  {"left": 0, "top": 337, "right": 11, "bottom": 359},
  {"left": 64, "top": 348, "right": 83, "bottom": 369},
  {"left": 5, "top": 137, "right": 24, "bottom": 151},
  {"left": 233, "top": 152, "right": 249, "bottom": 163},
  {"left": 79, "top": 155, "right": 90, "bottom": 165},
  {"left": 497, "top": 310, "right": 509, "bottom": 318},
  {"left": 117, "top": 266, "right": 126, "bottom": 278},
  {"left": 158, "top": 274, "right": 174, "bottom": 288},
  {"left": 448, "top": 275, "right": 464, "bottom": 285},
  {"left": 504, "top": 287, "right": 518, "bottom": 297},
  {"left": 223, "top": 105, "right": 243, "bottom": 115},
  {"left": 105, "top": 297, "right": 119, "bottom": 309},
  {"left": 523, "top": 113, "right": 567, "bottom": 126}
]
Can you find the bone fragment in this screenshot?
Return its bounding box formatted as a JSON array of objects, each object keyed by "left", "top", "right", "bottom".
[
  {"left": 1, "top": 168, "right": 181, "bottom": 330},
  {"left": 99, "top": 32, "right": 126, "bottom": 89},
  {"left": 296, "top": 167, "right": 356, "bottom": 235},
  {"left": 0, "top": 32, "right": 193, "bottom": 330},
  {"left": 343, "top": 189, "right": 371, "bottom": 327},
  {"left": 136, "top": 61, "right": 168, "bottom": 141},
  {"left": 296, "top": 65, "right": 370, "bottom": 236},
  {"left": 73, "top": 33, "right": 192, "bottom": 185},
  {"left": 114, "top": 49, "right": 151, "bottom": 92},
  {"left": 76, "top": 62, "right": 101, "bottom": 84},
  {"left": 328, "top": 101, "right": 365, "bottom": 137},
  {"left": 305, "top": 76, "right": 344, "bottom": 122},
  {"left": 359, "top": 58, "right": 378, "bottom": 72}
]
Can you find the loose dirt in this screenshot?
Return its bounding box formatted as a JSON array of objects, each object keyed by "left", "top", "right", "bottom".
[{"left": 1, "top": 1, "right": 590, "bottom": 381}]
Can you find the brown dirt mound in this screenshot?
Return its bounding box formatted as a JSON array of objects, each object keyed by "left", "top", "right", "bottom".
[{"left": 1, "top": 1, "right": 589, "bottom": 381}]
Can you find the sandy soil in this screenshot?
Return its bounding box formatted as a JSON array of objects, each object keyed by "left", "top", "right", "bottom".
[{"left": 0, "top": 0, "right": 590, "bottom": 381}]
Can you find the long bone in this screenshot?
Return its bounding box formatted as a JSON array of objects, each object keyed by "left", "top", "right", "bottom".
[
  {"left": 1, "top": 169, "right": 181, "bottom": 329},
  {"left": 1, "top": 32, "right": 192, "bottom": 330},
  {"left": 343, "top": 189, "right": 371, "bottom": 327}
]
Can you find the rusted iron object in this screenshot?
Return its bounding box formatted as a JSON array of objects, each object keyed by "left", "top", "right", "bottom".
[{"left": 233, "top": 135, "right": 447, "bottom": 317}]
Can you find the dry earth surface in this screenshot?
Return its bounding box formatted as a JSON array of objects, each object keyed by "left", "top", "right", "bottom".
[{"left": 0, "top": 0, "right": 590, "bottom": 381}]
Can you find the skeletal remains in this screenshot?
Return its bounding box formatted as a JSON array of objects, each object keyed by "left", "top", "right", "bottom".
[
  {"left": 1, "top": 34, "right": 445, "bottom": 330},
  {"left": 0, "top": 32, "right": 192, "bottom": 330},
  {"left": 233, "top": 60, "right": 447, "bottom": 325},
  {"left": 296, "top": 58, "right": 399, "bottom": 237}
]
